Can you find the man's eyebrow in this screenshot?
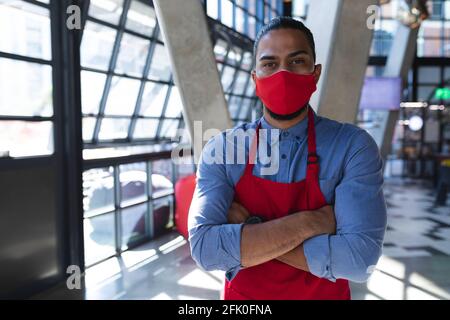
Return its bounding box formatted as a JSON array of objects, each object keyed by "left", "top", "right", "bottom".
[
  {"left": 259, "top": 54, "right": 277, "bottom": 61},
  {"left": 259, "top": 50, "right": 309, "bottom": 61},
  {"left": 287, "top": 50, "right": 309, "bottom": 58}
]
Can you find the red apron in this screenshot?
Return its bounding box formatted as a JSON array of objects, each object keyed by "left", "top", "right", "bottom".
[{"left": 223, "top": 108, "right": 350, "bottom": 300}]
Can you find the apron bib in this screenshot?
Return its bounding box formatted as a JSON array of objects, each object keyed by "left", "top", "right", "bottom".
[{"left": 224, "top": 108, "right": 350, "bottom": 300}]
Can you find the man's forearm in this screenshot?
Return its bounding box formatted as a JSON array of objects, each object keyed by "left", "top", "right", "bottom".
[
  {"left": 275, "top": 244, "right": 309, "bottom": 271},
  {"left": 240, "top": 212, "right": 319, "bottom": 268}
]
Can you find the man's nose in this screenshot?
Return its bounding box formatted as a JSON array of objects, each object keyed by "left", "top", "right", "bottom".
[{"left": 277, "top": 63, "right": 293, "bottom": 73}]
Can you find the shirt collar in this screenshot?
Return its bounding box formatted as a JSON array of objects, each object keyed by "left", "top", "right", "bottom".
[{"left": 259, "top": 107, "right": 317, "bottom": 142}]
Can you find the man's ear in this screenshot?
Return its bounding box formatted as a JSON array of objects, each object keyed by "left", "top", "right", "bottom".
[{"left": 313, "top": 64, "right": 322, "bottom": 83}]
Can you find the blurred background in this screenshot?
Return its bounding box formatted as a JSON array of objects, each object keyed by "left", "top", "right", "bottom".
[{"left": 0, "top": 0, "right": 449, "bottom": 300}]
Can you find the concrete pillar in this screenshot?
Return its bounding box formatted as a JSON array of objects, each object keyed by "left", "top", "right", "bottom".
[
  {"left": 307, "top": 0, "right": 376, "bottom": 124},
  {"left": 153, "top": 0, "right": 232, "bottom": 162},
  {"left": 378, "top": 24, "right": 419, "bottom": 158}
]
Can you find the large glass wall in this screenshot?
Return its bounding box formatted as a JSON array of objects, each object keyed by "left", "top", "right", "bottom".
[
  {"left": 80, "top": 0, "right": 182, "bottom": 147},
  {"left": 80, "top": 0, "right": 260, "bottom": 266},
  {"left": 0, "top": 0, "right": 278, "bottom": 267},
  {"left": 214, "top": 36, "right": 260, "bottom": 125}
]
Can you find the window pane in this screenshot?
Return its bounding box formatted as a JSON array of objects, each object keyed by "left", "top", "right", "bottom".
[
  {"left": 417, "top": 38, "right": 442, "bottom": 57},
  {"left": 99, "top": 118, "right": 130, "bottom": 140},
  {"left": 245, "top": 79, "right": 255, "bottom": 97},
  {"left": 236, "top": 7, "right": 245, "bottom": 34},
  {"left": 214, "top": 39, "right": 228, "bottom": 64},
  {"left": 159, "top": 119, "right": 179, "bottom": 139},
  {"left": 226, "top": 47, "right": 242, "bottom": 67},
  {"left": 82, "top": 117, "right": 97, "bottom": 142},
  {"left": 139, "top": 82, "right": 168, "bottom": 117},
  {"left": 120, "top": 162, "right": 147, "bottom": 205},
  {"left": 81, "top": 71, "right": 107, "bottom": 115},
  {"left": 264, "top": 3, "right": 271, "bottom": 23},
  {"left": 445, "top": 21, "right": 450, "bottom": 38},
  {"left": 88, "top": 0, "right": 124, "bottom": 25},
  {"left": 133, "top": 119, "right": 159, "bottom": 139},
  {"left": 83, "top": 167, "right": 115, "bottom": 215},
  {"left": 0, "top": 121, "right": 53, "bottom": 158},
  {"left": 152, "top": 159, "right": 173, "bottom": 190},
  {"left": 152, "top": 196, "right": 173, "bottom": 238},
  {"left": 248, "top": 0, "right": 256, "bottom": 15},
  {"left": 221, "top": 0, "right": 233, "bottom": 28},
  {"left": 233, "top": 71, "right": 250, "bottom": 96},
  {"left": 418, "top": 66, "right": 440, "bottom": 84},
  {"left": 216, "top": 62, "right": 224, "bottom": 74},
  {"left": 444, "top": 40, "right": 450, "bottom": 57},
  {"left": 0, "top": 58, "right": 53, "bottom": 116},
  {"left": 126, "top": 0, "right": 156, "bottom": 37},
  {"left": 84, "top": 213, "right": 116, "bottom": 266},
  {"left": 115, "top": 33, "right": 150, "bottom": 77},
  {"left": 206, "top": 0, "right": 219, "bottom": 19},
  {"left": 104, "top": 77, "right": 140, "bottom": 116},
  {"left": 221, "top": 66, "right": 236, "bottom": 92},
  {"left": 164, "top": 87, "right": 182, "bottom": 117},
  {"left": 419, "top": 20, "right": 442, "bottom": 38},
  {"left": 446, "top": 1, "right": 450, "bottom": 20},
  {"left": 444, "top": 67, "right": 450, "bottom": 81},
  {"left": 239, "top": 97, "right": 252, "bottom": 119},
  {"left": 228, "top": 95, "right": 241, "bottom": 119},
  {"left": 121, "top": 203, "right": 147, "bottom": 249},
  {"left": 148, "top": 44, "right": 171, "bottom": 82},
  {"left": 248, "top": 15, "right": 256, "bottom": 39},
  {"left": 0, "top": 1, "right": 51, "bottom": 60},
  {"left": 241, "top": 51, "right": 253, "bottom": 70},
  {"left": 418, "top": 86, "right": 435, "bottom": 101},
  {"left": 271, "top": 0, "right": 279, "bottom": 11},
  {"left": 81, "top": 21, "right": 116, "bottom": 71}
]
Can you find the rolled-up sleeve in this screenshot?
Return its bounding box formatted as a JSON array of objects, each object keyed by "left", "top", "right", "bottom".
[
  {"left": 188, "top": 135, "right": 244, "bottom": 281},
  {"left": 303, "top": 129, "right": 387, "bottom": 283}
]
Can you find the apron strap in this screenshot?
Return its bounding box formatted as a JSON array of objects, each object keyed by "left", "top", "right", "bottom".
[{"left": 306, "top": 107, "right": 320, "bottom": 183}]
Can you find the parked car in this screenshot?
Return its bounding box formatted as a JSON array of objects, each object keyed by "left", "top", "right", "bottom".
[{"left": 84, "top": 170, "right": 174, "bottom": 247}]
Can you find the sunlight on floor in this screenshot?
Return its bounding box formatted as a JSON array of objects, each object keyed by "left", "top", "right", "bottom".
[{"left": 363, "top": 256, "right": 449, "bottom": 300}]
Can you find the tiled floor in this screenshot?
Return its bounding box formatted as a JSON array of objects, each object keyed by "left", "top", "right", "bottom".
[{"left": 33, "top": 178, "right": 450, "bottom": 300}]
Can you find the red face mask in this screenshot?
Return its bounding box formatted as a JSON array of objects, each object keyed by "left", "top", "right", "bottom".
[{"left": 255, "top": 70, "right": 317, "bottom": 116}]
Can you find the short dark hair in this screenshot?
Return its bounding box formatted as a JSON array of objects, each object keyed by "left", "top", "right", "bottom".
[{"left": 253, "top": 16, "right": 316, "bottom": 66}]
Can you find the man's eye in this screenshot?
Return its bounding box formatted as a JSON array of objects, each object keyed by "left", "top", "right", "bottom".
[
  {"left": 263, "top": 62, "right": 275, "bottom": 68},
  {"left": 292, "top": 59, "right": 305, "bottom": 65}
]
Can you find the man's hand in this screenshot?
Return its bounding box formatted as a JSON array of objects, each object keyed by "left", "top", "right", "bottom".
[
  {"left": 237, "top": 203, "right": 336, "bottom": 268},
  {"left": 274, "top": 205, "right": 336, "bottom": 271},
  {"left": 227, "top": 202, "right": 250, "bottom": 224},
  {"left": 228, "top": 202, "right": 336, "bottom": 236}
]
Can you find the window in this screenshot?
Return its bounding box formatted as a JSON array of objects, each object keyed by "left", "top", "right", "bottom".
[
  {"left": 83, "top": 157, "right": 178, "bottom": 266},
  {"left": 205, "top": 0, "right": 283, "bottom": 40},
  {"left": 80, "top": 0, "right": 182, "bottom": 147},
  {"left": 0, "top": 0, "right": 54, "bottom": 158},
  {"left": 213, "top": 39, "right": 259, "bottom": 124}
]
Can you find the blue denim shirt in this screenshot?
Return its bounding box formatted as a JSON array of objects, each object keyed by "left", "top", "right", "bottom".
[{"left": 188, "top": 109, "right": 387, "bottom": 283}]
